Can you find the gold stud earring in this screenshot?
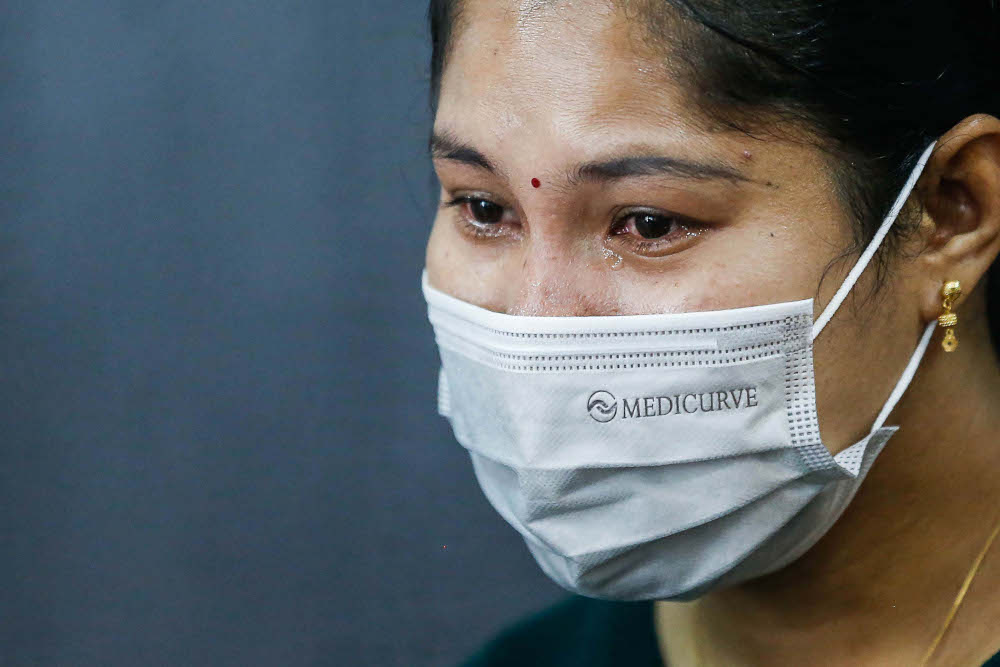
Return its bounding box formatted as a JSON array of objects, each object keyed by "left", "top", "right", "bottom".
[{"left": 938, "top": 280, "right": 962, "bottom": 352}]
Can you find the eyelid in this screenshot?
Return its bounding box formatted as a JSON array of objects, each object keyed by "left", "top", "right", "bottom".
[
  {"left": 442, "top": 192, "right": 510, "bottom": 208},
  {"left": 612, "top": 205, "right": 696, "bottom": 226},
  {"left": 442, "top": 194, "right": 483, "bottom": 208},
  {"left": 443, "top": 194, "right": 520, "bottom": 223}
]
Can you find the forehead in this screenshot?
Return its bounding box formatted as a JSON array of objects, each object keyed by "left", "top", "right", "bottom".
[{"left": 437, "top": 0, "right": 693, "bottom": 139}]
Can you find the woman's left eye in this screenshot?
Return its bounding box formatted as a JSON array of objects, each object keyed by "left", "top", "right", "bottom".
[
  {"left": 609, "top": 210, "right": 702, "bottom": 255},
  {"left": 627, "top": 213, "right": 679, "bottom": 239}
]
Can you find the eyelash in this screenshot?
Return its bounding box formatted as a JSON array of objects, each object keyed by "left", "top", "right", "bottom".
[{"left": 440, "top": 195, "right": 705, "bottom": 256}]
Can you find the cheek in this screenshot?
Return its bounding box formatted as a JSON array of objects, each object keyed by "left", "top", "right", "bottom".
[
  {"left": 424, "top": 219, "right": 450, "bottom": 284},
  {"left": 425, "top": 219, "right": 467, "bottom": 299},
  {"left": 810, "top": 272, "right": 917, "bottom": 454},
  {"left": 610, "top": 223, "right": 845, "bottom": 316},
  {"left": 424, "top": 218, "right": 515, "bottom": 310}
]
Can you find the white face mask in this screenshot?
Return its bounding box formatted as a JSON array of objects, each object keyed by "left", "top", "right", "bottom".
[{"left": 423, "top": 141, "right": 937, "bottom": 601}]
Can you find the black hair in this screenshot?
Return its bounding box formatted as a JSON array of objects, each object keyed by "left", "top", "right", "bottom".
[{"left": 427, "top": 0, "right": 1000, "bottom": 351}]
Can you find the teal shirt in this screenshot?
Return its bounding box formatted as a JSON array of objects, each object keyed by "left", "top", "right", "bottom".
[{"left": 461, "top": 595, "right": 1000, "bottom": 666}]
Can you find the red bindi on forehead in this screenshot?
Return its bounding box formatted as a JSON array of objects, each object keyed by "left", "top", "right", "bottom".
[{"left": 531, "top": 177, "right": 541, "bottom": 188}]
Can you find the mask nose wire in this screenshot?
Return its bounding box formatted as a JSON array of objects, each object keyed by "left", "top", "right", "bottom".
[{"left": 811, "top": 140, "right": 938, "bottom": 341}]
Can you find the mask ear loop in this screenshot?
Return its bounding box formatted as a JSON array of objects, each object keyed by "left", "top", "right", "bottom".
[
  {"left": 811, "top": 139, "right": 937, "bottom": 340},
  {"left": 809, "top": 140, "right": 938, "bottom": 431},
  {"left": 870, "top": 321, "right": 936, "bottom": 430}
]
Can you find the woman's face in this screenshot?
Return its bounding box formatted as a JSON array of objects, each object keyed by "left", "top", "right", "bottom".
[{"left": 425, "top": 0, "right": 925, "bottom": 453}]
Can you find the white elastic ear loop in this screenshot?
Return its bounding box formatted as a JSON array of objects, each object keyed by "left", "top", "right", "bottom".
[
  {"left": 872, "top": 321, "right": 936, "bottom": 430},
  {"left": 811, "top": 140, "right": 938, "bottom": 340}
]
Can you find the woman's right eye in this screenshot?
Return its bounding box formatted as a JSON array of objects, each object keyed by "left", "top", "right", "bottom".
[
  {"left": 467, "top": 197, "right": 504, "bottom": 224},
  {"left": 441, "top": 195, "right": 516, "bottom": 237}
]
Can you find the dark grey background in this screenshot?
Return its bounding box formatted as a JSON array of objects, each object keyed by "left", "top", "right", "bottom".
[{"left": 0, "top": 3, "right": 563, "bottom": 665}]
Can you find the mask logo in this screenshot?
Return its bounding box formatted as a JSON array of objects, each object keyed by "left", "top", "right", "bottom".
[{"left": 587, "top": 391, "right": 617, "bottom": 423}]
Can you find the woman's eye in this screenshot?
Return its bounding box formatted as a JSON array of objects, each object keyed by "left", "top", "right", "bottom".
[
  {"left": 609, "top": 210, "right": 704, "bottom": 257},
  {"left": 466, "top": 198, "right": 504, "bottom": 225},
  {"left": 612, "top": 211, "right": 684, "bottom": 240},
  {"left": 441, "top": 195, "right": 516, "bottom": 239},
  {"left": 442, "top": 195, "right": 506, "bottom": 225},
  {"left": 632, "top": 213, "right": 677, "bottom": 239}
]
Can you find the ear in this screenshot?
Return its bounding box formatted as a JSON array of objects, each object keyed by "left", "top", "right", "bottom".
[{"left": 915, "top": 113, "right": 1000, "bottom": 322}]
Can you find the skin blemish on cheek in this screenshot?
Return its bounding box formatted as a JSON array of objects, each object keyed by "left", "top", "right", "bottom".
[
  {"left": 531, "top": 177, "right": 541, "bottom": 188},
  {"left": 742, "top": 150, "right": 753, "bottom": 160}
]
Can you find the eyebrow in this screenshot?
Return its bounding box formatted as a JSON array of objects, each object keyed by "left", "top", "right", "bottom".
[{"left": 429, "top": 128, "right": 750, "bottom": 186}]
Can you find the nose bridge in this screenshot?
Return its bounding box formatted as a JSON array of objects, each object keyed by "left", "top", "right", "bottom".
[{"left": 506, "top": 232, "right": 611, "bottom": 317}]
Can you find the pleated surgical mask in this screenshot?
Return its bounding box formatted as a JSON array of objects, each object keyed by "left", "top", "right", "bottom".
[{"left": 423, "top": 140, "right": 938, "bottom": 601}]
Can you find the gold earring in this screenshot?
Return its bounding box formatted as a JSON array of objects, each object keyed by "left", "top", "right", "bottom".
[{"left": 938, "top": 280, "right": 962, "bottom": 352}]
